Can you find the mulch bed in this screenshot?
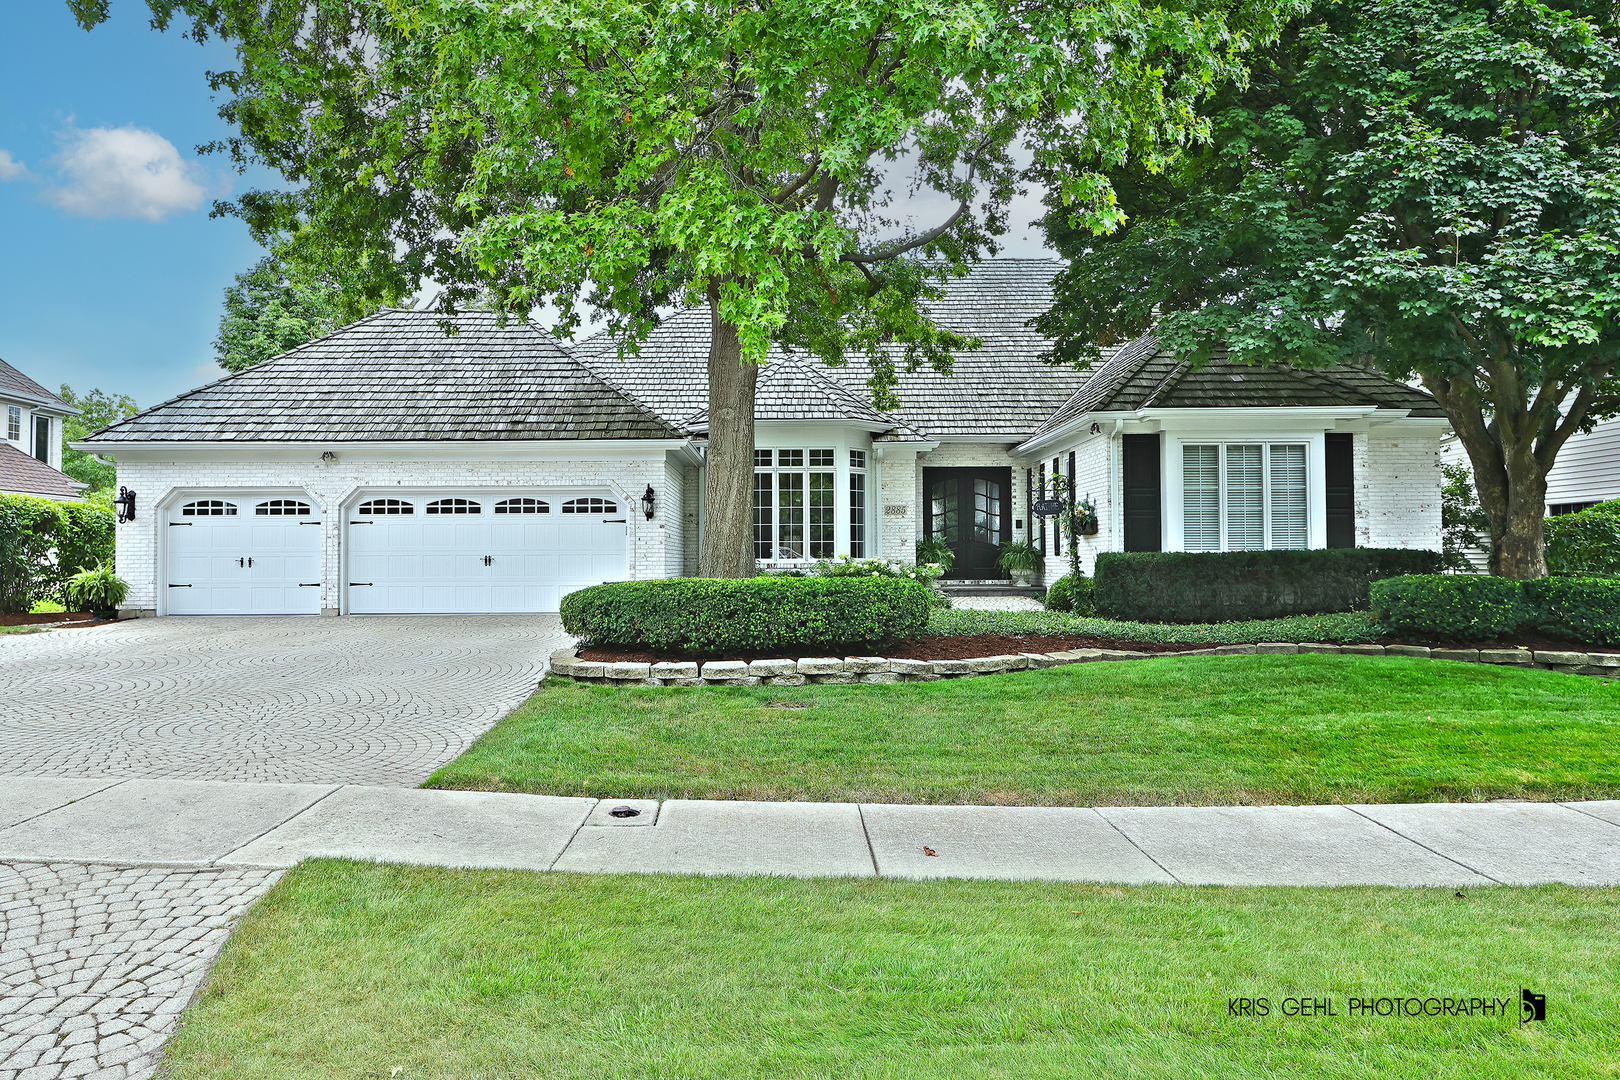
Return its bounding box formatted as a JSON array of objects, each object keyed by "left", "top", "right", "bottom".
[
  {"left": 578, "top": 631, "right": 1617, "bottom": 664},
  {"left": 0, "top": 611, "right": 98, "bottom": 627}
]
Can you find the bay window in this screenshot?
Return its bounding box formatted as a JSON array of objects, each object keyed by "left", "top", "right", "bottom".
[
  {"left": 753, "top": 448, "right": 837, "bottom": 560},
  {"left": 849, "top": 450, "right": 867, "bottom": 558},
  {"left": 1182, "top": 443, "right": 1308, "bottom": 551}
]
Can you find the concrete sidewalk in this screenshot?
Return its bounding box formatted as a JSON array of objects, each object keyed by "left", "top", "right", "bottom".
[{"left": 5, "top": 777, "right": 1620, "bottom": 886}]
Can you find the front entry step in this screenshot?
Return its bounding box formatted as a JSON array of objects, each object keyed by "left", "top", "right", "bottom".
[{"left": 939, "top": 582, "right": 1046, "bottom": 598}]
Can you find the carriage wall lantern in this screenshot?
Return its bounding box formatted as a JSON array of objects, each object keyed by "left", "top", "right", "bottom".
[
  {"left": 112, "top": 487, "right": 136, "bottom": 523},
  {"left": 642, "top": 485, "right": 656, "bottom": 520}
]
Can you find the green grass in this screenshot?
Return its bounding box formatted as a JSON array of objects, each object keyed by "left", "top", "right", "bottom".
[
  {"left": 162, "top": 861, "right": 1620, "bottom": 1080},
  {"left": 0, "top": 623, "right": 48, "bottom": 635},
  {"left": 427, "top": 654, "right": 1620, "bottom": 805},
  {"left": 927, "top": 607, "right": 1386, "bottom": 643}
]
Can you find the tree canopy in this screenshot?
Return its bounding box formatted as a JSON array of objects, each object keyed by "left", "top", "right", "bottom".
[
  {"left": 215, "top": 254, "right": 379, "bottom": 373},
  {"left": 77, "top": 0, "right": 1297, "bottom": 574},
  {"left": 59, "top": 385, "right": 138, "bottom": 494},
  {"left": 1034, "top": 0, "right": 1620, "bottom": 577}
]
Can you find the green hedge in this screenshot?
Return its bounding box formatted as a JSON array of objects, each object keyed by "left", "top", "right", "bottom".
[
  {"left": 1370, "top": 575, "right": 1530, "bottom": 642},
  {"left": 1092, "top": 549, "right": 1441, "bottom": 623},
  {"left": 0, "top": 493, "right": 115, "bottom": 614},
  {"left": 560, "top": 576, "right": 931, "bottom": 654},
  {"left": 1545, "top": 499, "right": 1620, "bottom": 575},
  {"left": 1524, "top": 575, "right": 1620, "bottom": 647}
]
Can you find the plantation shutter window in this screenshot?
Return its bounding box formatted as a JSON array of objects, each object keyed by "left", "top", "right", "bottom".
[
  {"left": 1225, "top": 445, "right": 1264, "bottom": 551},
  {"left": 1183, "top": 445, "right": 1221, "bottom": 551},
  {"left": 1182, "top": 442, "right": 1311, "bottom": 552},
  {"left": 1269, "top": 444, "right": 1308, "bottom": 549}
]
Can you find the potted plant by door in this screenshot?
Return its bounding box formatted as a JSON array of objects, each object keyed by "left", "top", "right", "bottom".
[
  {"left": 915, "top": 537, "right": 955, "bottom": 573},
  {"left": 996, "top": 541, "right": 1041, "bottom": 587}
]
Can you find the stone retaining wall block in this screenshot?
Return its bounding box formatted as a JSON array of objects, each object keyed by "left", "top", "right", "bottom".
[
  {"left": 651, "top": 661, "right": 700, "bottom": 678},
  {"left": 1478, "top": 649, "right": 1531, "bottom": 664},
  {"left": 809, "top": 673, "right": 857, "bottom": 684},
  {"left": 887, "top": 659, "right": 935, "bottom": 676},
  {"left": 844, "top": 656, "right": 890, "bottom": 673},
  {"left": 797, "top": 658, "right": 848, "bottom": 675},
  {"left": 1215, "top": 645, "right": 1256, "bottom": 655},
  {"left": 701, "top": 660, "right": 750, "bottom": 678},
  {"left": 1534, "top": 651, "right": 1588, "bottom": 666},
  {"left": 860, "top": 672, "right": 900, "bottom": 684},
  {"left": 765, "top": 674, "right": 807, "bottom": 686},
  {"left": 1296, "top": 644, "right": 1341, "bottom": 654},
  {"left": 1386, "top": 645, "right": 1431, "bottom": 658},
  {"left": 1255, "top": 643, "right": 1299, "bottom": 655},
  {"left": 1431, "top": 649, "right": 1480, "bottom": 662},
  {"left": 602, "top": 662, "right": 652, "bottom": 679},
  {"left": 1339, "top": 644, "right": 1387, "bottom": 655},
  {"left": 749, "top": 659, "right": 797, "bottom": 677}
]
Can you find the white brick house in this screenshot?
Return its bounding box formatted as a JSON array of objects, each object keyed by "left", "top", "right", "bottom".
[{"left": 81, "top": 261, "right": 1448, "bottom": 617}]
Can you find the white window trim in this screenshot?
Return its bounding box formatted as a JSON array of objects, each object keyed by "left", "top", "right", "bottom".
[{"left": 1164, "top": 433, "right": 1327, "bottom": 552}]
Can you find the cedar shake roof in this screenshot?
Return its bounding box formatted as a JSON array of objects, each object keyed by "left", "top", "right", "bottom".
[
  {"left": 1025, "top": 334, "right": 1446, "bottom": 443},
  {"left": 0, "top": 443, "right": 84, "bottom": 499},
  {"left": 0, "top": 359, "right": 75, "bottom": 412},
  {"left": 572, "top": 259, "right": 1092, "bottom": 438},
  {"left": 86, "top": 309, "right": 681, "bottom": 443}
]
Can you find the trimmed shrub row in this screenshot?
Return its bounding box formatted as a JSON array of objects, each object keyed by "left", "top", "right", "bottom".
[
  {"left": 1371, "top": 574, "right": 1620, "bottom": 645},
  {"left": 1545, "top": 499, "right": 1620, "bottom": 575},
  {"left": 0, "top": 493, "right": 115, "bottom": 614},
  {"left": 1093, "top": 549, "right": 1442, "bottom": 624},
  {"left": 560, "top": 576, "right": 931, "bottom": 655}
]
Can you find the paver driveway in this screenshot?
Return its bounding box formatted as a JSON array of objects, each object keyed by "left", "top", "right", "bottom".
[{"left": 0, "top": 615, "right": 571, "bottom": 786}]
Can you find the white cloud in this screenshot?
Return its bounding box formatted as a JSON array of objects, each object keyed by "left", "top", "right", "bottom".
[
  {"left": 0, "top": 149, "right": 31, "bottom": 182},
  {"left": 42, "top": 125, "right": 210, "bottom": 221}
]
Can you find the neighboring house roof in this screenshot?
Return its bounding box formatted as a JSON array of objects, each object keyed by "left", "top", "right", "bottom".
[
  {"left": 571, "top": 260, "right": 1091, "bottom": 439},
  {"left": 85, "top": 309, "right": 682, "bottom": 444},
  {"left": 0, "top": 442, "right": 85, "bottom": 499},
  {"left": 0, "top": 358, "right": 76, "bottom": 413},
  {"left": 1026, "top": 334, "right": 1446, "bottom": 444}
]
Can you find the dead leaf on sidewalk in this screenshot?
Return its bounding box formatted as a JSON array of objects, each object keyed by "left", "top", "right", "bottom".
[{"left": 923, "top": 846, "right": 938, "bottom": 857}]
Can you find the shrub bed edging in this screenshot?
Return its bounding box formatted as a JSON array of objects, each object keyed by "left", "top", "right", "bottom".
[{"left": 544, "top": 643, "right": 1620, "bottom": 688}]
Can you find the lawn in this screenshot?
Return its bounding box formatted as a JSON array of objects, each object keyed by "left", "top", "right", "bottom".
[
  {"left": 426, "top": 653, "right": 1620, "bottom": 806},
  {"left": 161, "top": 861, "right": 1620, "bottom": 1080}
]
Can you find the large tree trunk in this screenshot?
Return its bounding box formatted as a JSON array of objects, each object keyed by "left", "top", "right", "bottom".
[
  {"left": 697, "top": 281, "right": 760, "bottom": 578},
  {"left": 1428, "top": 375, "right": 1551, "bottom": 579}
]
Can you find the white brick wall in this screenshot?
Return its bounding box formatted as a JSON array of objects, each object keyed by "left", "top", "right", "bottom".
[
  {"left": 1364, "top": 429, "right": 1444, "bottom": 548},
  {"left": 680, "top": 465, "right": 700, "bottom": 575},
  {"left": 1031, "top": 433, "right": 1111, "bottom": 581},
  {"left": 114, "top": 453, "right": 683, "bottom": 614}
]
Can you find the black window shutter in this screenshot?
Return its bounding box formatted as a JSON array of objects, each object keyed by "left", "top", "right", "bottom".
[
  {"left": 1122, "top": 434, "right": 1162, "bottom": 552},
  {"left": 1326, "top": 433, "right": 1354, "bottom": 548}
]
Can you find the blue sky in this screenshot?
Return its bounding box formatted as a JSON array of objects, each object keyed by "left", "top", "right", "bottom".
[
  {"left": 0, "top": 2, "right": 1054, "bottom": 417},
  {"left": 0, "top": 0, "right": 276, "bottom": 412}
]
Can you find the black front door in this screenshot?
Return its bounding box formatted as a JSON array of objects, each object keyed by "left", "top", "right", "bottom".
[{"left": 924, "top": 467, "right": 1012, "bottom": 578}]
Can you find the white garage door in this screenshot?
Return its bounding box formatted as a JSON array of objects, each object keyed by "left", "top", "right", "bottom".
[
  {"left": 166, "top": 498, "right": 323, "bottom": 615},
  {"left": 346, "top": 494, "right": 628, "bottom": 614}
]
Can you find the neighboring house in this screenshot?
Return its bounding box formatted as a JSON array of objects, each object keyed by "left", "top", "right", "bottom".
[
  {"left": 0, "top": 358, "right": 84, "bottom": 501},
  {"left": 80, "top": 260, "right": 1450, "bottom": 618}
]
